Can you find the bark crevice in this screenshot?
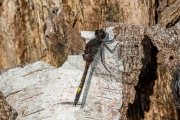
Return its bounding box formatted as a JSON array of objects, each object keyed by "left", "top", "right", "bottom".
[
  {"left": 155, "top": 0, "right": 159, "bottom": 24},
  {"left": 126, "top": 35, "right": 158, "bottom": 120},
  {"left": 171, "top": 67, "right": 180, "bottom": 120}
]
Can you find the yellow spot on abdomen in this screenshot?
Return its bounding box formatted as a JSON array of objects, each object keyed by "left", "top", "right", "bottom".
[{"left": 77, "top": 88, "right": 81, "bottom": 92}]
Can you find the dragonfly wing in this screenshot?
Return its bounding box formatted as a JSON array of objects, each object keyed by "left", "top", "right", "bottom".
[
  {"left": 55, "top": 14, "right": 86, "bottom": 55},
  {"left": 67, "top": 55, "right": 85, "bottom": 71}
]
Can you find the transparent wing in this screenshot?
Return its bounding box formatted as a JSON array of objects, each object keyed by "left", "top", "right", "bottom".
[
  {"left": 67, "top": 55, "right": 85, "bottom": 71},
  {"left": 54, "top": 14, "right": 86, "bottom": 55}
]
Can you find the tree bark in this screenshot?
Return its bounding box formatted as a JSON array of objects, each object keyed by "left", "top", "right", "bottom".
[{"left": 108, "top": 22, "right": 180, "bottom": 120}]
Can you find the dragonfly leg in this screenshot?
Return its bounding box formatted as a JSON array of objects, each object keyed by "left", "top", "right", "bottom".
[
  {"left": 100, "top": 48, "right": 115, "bottom": 81},
  {"left": 99, "top": 39, "right": 119, "bottom": 80},
  {"left": 103, "top": 41, "right": 119, "bottom": 53},
  {"left": 102, "top": 39, "right": 116, "bottom": 44}
]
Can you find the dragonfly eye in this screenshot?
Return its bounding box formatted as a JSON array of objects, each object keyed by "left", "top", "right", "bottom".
[
  {"left": 99, "top": 29, "right": 106, "bottom": 39},
  {"left": 95, "top": 29, "right": 106, "bottom": 39},
  {"left": 95, "top": 30, "right": 100, "bottom": 36}
]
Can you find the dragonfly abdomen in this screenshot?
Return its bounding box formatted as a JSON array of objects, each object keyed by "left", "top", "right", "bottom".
[{"left": 73, "top": 61, "right": 91, "bottom": 106}]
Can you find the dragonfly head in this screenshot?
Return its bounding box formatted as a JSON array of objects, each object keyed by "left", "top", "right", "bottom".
[{"left": 95, "top": 29, "right": 106, "bottom": 40}]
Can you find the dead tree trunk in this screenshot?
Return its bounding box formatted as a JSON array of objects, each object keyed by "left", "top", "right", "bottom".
[{"left": 105, "top": 22, "right": 180, "bottom": 120}]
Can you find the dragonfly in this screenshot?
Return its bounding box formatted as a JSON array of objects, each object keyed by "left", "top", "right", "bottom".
[
  {"left": 45, "top": 14, "right": 119, "bottom": 106},
  {"left": 72, "top": 29, "right": 119, "bottom": 106}
]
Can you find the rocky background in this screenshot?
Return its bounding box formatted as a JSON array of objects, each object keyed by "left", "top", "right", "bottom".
[{"left": 0, "top": 0, "right": 180, "bottom": 120}]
